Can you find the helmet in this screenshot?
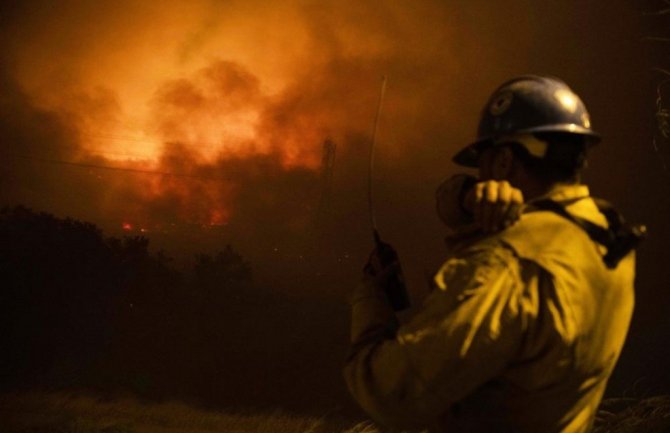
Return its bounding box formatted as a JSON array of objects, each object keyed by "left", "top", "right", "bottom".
[{"left": 453, "top": 75, "right": 601, "bottom": 167}]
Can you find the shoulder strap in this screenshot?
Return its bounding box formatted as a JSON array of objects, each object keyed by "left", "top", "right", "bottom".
[{"left": 529, "top": 199, "right": 646, "bottom": 269}]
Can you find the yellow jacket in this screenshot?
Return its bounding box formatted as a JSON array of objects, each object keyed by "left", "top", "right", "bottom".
[{"left": 344, "top": 184, "right": 635, "bottom": 433}]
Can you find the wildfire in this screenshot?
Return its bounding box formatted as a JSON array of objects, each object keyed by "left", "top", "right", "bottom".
[{"left": 6, "top": 0, "right": 421, "bottom": 229}]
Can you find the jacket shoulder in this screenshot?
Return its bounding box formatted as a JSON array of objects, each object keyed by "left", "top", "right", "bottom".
[
  {"left": 495, "top": 211, "right": 597, "bottom": 263},
  {"left": 435, "top": 233, "right": 521, "bottom": 293}
]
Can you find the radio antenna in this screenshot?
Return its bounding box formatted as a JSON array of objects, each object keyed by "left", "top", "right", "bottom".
[{"left": 368, "top": 75, "right": 387, "bottom": 243}]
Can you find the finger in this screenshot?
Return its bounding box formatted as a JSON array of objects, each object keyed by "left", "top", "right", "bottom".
[
  {"left": 498, "top": 181, "right": 512, "bottom": 204},
  {"left": 503, "top": 189, "right": 524, "bottom": 227},
  {"left": 510, "top": 188, "right": 524, "bottom": 220},
  {"left": 492, "top": 181, "right": 513, "bottom": 231},
  {"left": 480, "top": 181, "right": 498, "bottom": 232},
  {"left": 473, "top": 182, "right": 486, "bottom": 226},
  {"left": 511, "top": 187, "right": 524, "bottom": 205}
]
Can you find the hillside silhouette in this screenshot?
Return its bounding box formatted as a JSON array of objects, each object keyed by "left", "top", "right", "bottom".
[{"left": 0, "top": 206, "right": 353, "bottom": 416}]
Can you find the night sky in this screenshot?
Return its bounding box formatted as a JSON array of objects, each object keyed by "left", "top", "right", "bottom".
[{"left": 1, "top": 0, "right": 669, "bottom": 399}]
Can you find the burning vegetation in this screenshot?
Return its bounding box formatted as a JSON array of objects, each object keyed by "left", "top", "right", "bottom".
[{"left": 0, "top": 0, "right": 485, "bottom": 248}]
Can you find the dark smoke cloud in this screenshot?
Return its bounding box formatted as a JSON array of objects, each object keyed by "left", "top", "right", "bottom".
[
  {"left": 2, "top": 0, "right": 502, "bottom": 260},
  {"left": 0, "top": 70, "right": 103, "bottom": 222}
]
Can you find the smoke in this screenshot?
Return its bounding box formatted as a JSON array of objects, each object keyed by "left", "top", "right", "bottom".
[{"left": 0, "top": 0, "right": 542, "bottom": 272}]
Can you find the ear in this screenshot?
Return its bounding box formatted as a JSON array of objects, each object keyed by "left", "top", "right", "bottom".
[{"left": 491, "top": 146, "right": 514, "bottom": 180}]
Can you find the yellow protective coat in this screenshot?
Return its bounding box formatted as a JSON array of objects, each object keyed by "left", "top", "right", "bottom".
[{"left": 344, "top": 185, "right": 635, "bottom": 433}]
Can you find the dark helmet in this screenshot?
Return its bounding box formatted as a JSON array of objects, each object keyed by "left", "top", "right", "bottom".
[{"left": 453, "top": 75, "right": 601, "bottom": 167}]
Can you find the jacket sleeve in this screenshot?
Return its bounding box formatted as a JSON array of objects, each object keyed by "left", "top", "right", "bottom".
[{"left": 343, "top": 245, "right": 527, "bottom": 430}]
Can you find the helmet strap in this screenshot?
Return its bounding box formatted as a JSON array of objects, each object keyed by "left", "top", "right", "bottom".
[{"left": 494, "top": 134, "right": 549, "bottom": 158}]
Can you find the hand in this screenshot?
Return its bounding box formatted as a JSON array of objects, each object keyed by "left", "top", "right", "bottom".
[
  {"left": 363, "top": 238, "right": 399, "bottom": 278},
  {"left": 362, "top": 239, "right": 410, "bottom": 311},
  {"left": 463, "top": 180, "right": 524, "bottom": 233}
]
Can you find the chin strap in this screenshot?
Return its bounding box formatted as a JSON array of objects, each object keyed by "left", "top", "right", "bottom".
[{"left": 529, "top": 198, "right": 647, "bottom": 269}]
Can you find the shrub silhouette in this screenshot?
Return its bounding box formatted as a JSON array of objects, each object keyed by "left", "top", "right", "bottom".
[
  {"left": 0, "top": 205, "right": 353, "bottom": 415},
  {"left": 0, "top": 207, "right": 254, "bottom": 398}
]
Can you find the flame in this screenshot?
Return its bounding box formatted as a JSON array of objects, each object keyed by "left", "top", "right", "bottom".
[
  {"left": 4, "top": 1, "right": 487, "bottom": 229},
  {"left": 11, "top": 7, "right": 327, "bottom": 226},
  {"left": 25, "top": 3, "right": 319, "bottom": 164}
]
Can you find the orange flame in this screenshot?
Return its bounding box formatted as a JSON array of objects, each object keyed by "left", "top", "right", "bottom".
[{"left": 7, "top": 1, "right": 475, "bottom": 228}]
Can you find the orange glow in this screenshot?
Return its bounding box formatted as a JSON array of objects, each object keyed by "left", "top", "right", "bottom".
[
  {"left": 12, "top": 2, "right": 320, "bottom": 165},
  {"left": 122, "top": 222, "right": 133, "bottom": 231},
  {"left": 208, "top": 209, "right": 230, "bottom": 226},
  {"left": 7, "top": 2, "right": 341, "bottom": 226},
  {"left": 6, "top": 1, "right": 486, "bottom": 227}
]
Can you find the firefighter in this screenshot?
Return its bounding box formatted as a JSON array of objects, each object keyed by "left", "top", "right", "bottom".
[{"left": 344, "top": 75, "right": 642, "bottom": 432}]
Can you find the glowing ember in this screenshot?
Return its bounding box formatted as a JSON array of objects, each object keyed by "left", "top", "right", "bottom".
[
  {"left": 122, "top": 222, "right": 133, "bottom": 231},
  {"left": 208, "top": 209, "right": 230, "bottom": 226}
]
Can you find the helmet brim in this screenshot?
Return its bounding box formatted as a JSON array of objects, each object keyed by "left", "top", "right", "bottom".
[
  {"left": 452, "top": 125, "right": 601, "bottom": 168},
  {"left": 452, "top": 140, "right": 490, "bottom": 168}
]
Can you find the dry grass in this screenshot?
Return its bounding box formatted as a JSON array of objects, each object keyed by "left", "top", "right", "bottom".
[
  {"left": 594, "top": 396, "right": 670, "bottom": 433},
  {"left": 4, "top": 391, "right": 670, "bottom": 433},
  {"left": 0, "top": 391, "right": 356, "bottom": 433}
]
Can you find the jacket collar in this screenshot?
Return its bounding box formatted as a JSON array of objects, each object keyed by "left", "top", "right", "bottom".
[
  {"left": 530, "top": 184, "right": 607, "bottom": 227},
  {"left": 532, "top": 183, "right": 590, "bottom": 204}
]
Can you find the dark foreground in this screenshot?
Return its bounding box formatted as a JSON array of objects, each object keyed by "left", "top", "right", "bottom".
[
  {"left": 0, "top": 392, "right": 362, "bottom": 433},
  {"left": 1, "top": 391, "right": 669, "bottom": 433}
]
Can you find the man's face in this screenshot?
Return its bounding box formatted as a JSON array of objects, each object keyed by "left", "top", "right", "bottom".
[{"left": 477, "top": 147, "right": 499, "bottom": 181}]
